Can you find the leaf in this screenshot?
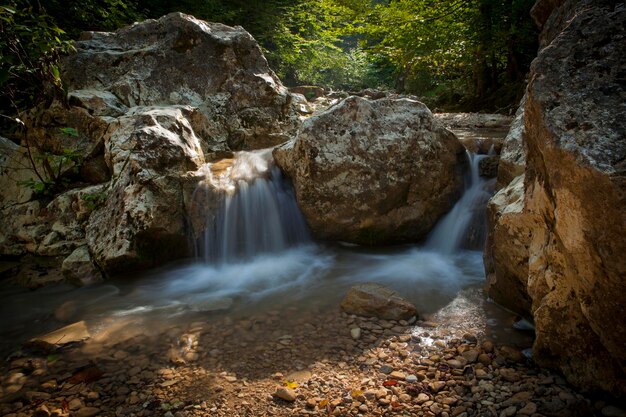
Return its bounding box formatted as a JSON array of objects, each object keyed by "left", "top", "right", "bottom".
[
  {"left": 47, "top": 353, "right": 60, "bottom": 363},
  {"left": 350, "top": 389, "right": 364, "bottom": 398},
  {"left": 67, "top": 365, "right": 104, "bottom": 384},
  {"left": 59, "top": 127, "right": 79, "bottom": 137},
  {"left": 283, "top": 380, "right": 298, "bottom": 389},
  {"left": 383, "top": 379, "right": 398, "bottom": 387},
  {"left": 318, "top": 399, "right": 329, "bottom": 408},
  {"left": 61, "top": 399, "right": 69, "bottom": 413},
  {"left": 0, "top": 6, "right": 16, "bottom": 14}
]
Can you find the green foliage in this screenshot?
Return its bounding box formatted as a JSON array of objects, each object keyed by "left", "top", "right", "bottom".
[
  {"left": 20, "top": 128, "right": 83, "bottom": 198},
  {"left": 80, "top": 191, "right": 107, "bottom": 210},
  {"left": 0, "top": 1, "right": 74, "bottom": 119}
]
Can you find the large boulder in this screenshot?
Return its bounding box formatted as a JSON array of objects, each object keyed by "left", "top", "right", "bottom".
[
  {"left": 274, "top": 96, "right": 467, "bottom": 244},
  {"left": 61, "top": 12, "right": 299, "bottom": 151},
  {"left": 1, "top": 13, "right": 302, "bottom": 277},
  {"left": 85, "top": 106, "right": 205, "bottom": 272},
  {"left": 485, "top": 0, "right": 626, "bottom": 397}
]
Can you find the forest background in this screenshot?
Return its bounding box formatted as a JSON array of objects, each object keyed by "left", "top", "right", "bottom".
[{"left": 1, "top": 0, "right": 538, "bottom": 137}]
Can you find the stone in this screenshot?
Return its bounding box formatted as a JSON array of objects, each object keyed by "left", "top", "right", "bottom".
[
  {"left": 61, "top": 246, "right": 103, "bottom": 286},
  {"left": 602, "top": 406, "right": 626, "bottom": 417},
  {"left": 274, "top": 96, "right": 466, "bottom": 245},
  {"left": 389, "top": 371, "right": 406, "bottom": 380},
  {"left": 68, "top": 398, "right": 82, "bottom": 410},
  {"left": 483, "top": 175, "right": 533, "bottom": 316},
  {"left": 405, "top": 375, "right": 418, "bottom": 383},
  {"left": 495, "top": 95, "right": 526, "bottom": 190},
  {"left": 273, "top": 387, "right": 297, "bottom": 402},
  {"left": 485, "top": 0, "right": 626, "bottom": 397},
  {"left": 350, "top": 327, "right": 361, "bottom": 340},
  {"left": 31, "top": 321, "right": 90, "bottom": 346},
  {"left": 75, "top": 407, "right": 101, "bottom": 417},
  {"left": 340, "top": 283, "right": 418, "bottom": 320},
  {"left": 478, "top": 156, "right": 499, "bottom": 178},
  {"left": 54, "top": 301, "right": 78, "bottom": 322},
  {"left": 518, "top": 402, "right": 537, "bottom": 415},
  {"left": 461, "top": 350, "right": 479, "bottom": 363},
  {"left": 379, "top": 365, "right": 394, "bottom": 375}
]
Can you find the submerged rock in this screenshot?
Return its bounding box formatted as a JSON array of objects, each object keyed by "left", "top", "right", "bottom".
[
  {"left": 274, "top": 96, "right": 466, "bottom": 245},
  {"left": 61, "top": 246, "right": 103, "bottom": 287},
  {"left": 341, "top": 282, "right": 417, "bottom": 320},
  {"left": 486, "top": 0, "right": 626, "bottom": 397}
]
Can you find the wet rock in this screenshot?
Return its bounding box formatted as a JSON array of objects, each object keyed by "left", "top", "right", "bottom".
[
  {"left": 61, "top": 246, "right": 103, "bottom": 287},
  {"left": 54, "top": 301, "right": 78, "bottom": 322},
  {"left": 478, "top": 156, "right": 499, "bottom": 178},
  {"left": 30, "top": 321, "right": 90, "bottom": 346},
  {"left": 274, "top": 96, "right": 466, "bottom": 245},
  {"left": 341, "top": 283, "right": 418, "bottom": 320}
]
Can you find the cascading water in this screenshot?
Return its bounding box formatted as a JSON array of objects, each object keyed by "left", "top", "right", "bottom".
[
  {"left": 426, "top": 151, "right": 496, "bottom": 254},
  {"left": 193, "top": 149, "right": 310, "bottom": 263}
]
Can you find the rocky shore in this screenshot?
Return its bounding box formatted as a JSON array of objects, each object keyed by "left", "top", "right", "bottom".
[{"left": 2, "top": 301, "right": 621, "bottom": 417}]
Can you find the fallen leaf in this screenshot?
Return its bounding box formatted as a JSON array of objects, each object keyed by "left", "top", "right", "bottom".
[
  {"left": 61, "top": 399, "right": 69, "bottom": 413},
  {"left": 350, "top": 389, "right": 364, "bottom": 398},
  {"left": 67, "top": 365, "right": 104, "bottom": 384},
  {"left": 283, "top": 380, "right": 298, "bottom": 389},
  {"left": 318, "top": 399, "right": 329, "bottom": 408},
  {"left": 383, "top": 379, "right": 398, "bottom": 387}
]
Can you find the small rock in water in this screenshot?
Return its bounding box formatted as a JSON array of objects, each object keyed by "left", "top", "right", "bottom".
[
  {"left": 602, "top": 406, "right": 626, "bottom": 417},
  {"left": 273, "top": 387, "right": 297, "bottom": 402},
  {"left": 379, "top": 365, "right": 394, "bottom": 374},
  {"left": 350, "top": 327, "right": 361, "bottom": 340},
  {"left": 54, "top": 301, "right": 78, "bottom": 322}
]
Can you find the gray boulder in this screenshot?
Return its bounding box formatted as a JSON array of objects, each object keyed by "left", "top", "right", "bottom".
[{"left": 274, "top": 96, "right": 466, "bottom": 245}]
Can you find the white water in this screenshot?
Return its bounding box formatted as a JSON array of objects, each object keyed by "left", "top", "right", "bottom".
[
  {"left": 426, "top": 152, "right": 495, "bottom": 254},
  {"left": 194, "top": 149, "right": 309, "bottom": 263}
]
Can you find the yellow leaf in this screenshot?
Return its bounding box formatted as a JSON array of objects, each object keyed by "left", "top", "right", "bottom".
[
  {"left": 350, "top": 389, "right": 364, "bottom": 398},
  {"left": 319, "top": 399, "right": 329, "bottom": 407},
  {"left": 283, "top": 380, "right": 298, "bottom": 389}
]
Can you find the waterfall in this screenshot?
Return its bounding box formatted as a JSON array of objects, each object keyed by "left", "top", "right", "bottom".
[
  {"left": 426, "top": 152, "right": 495, "bottom": 254},
  {"left": 194, "top": 149, "right": 310, "bottom": 263}
]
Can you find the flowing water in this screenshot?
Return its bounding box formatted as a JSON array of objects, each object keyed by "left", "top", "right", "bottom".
[{"left": 0, "top": 138, "right": 533, "bottom": 356}]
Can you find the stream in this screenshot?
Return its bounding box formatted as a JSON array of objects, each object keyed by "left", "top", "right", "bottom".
[{"left": 0, "top": 130, "right": 533, "bottom": 358}]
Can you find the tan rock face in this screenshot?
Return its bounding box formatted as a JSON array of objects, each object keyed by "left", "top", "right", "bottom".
[
  {"left": 62, "top": 12, "right": 299, "bottom": 151},
  {"left": 86, "top": 107, "right": 204, "bottom": 273},
  {"left": 274, "top": 96, "right": 466, "bottom": 245},
  {"left": 2, "top": 13, "right": 302, "bottom": 277},
  {"left": 486, "top": 0, "right": 626, "bottom": 397},
  {"left": 341, "top": 283, "right": 417, "bottom": 320}
]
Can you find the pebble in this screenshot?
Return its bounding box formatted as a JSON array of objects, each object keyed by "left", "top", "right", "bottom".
[
  {"left": 75, "top": 407, "right": 101, "bottom": 417},
  {"left": 379, "top": 365, "right": 393, "bottom": 374},
  {"left": 603, "top": 406, "right": 626, "bottom": 417},
  {"left": 350, "top": 327, "right": 361, "bottom": 340},
  {"left": 273, "top": 387, "right": 297, "bottom": 402},
  {"left": 405, "top": 374, "right": 418, "bottom": 383},
  {"left": 389, "top": 371, "right": 406, "bottom": 380}
]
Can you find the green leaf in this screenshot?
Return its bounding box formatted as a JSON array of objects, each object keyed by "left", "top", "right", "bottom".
[
  {"left": 0, "top": 6, "right": 16, "bottom": 14},
  {"left": 59, "top": 127, "right": 79, "bottom": 137}
]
